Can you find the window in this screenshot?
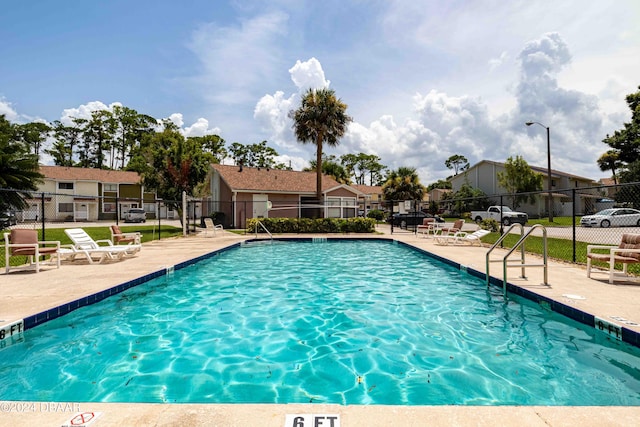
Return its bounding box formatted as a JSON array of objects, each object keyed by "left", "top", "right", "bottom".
[
  {"left": 326, "top": 197, "right": 357, "bottom": 218},
  {"left": 327, "top": 198, "right": 341, "bottom": 218},
  {"left": 59, "top": 203, "right": 73, "bottom": 213},
  {"left": 143, "top": 203, "right": 156, "bottom": 214},
  {"left": 104, "top": 183, "right": 117, "bottom": 192},
  {"left": 58, "top": 182, "right": 74, "bottom": 190},
  {"left": 103, "top": 203, "right": 116, "bottom": 213}
]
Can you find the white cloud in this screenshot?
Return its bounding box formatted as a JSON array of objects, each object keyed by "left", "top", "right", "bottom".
[
  {"left": 167, "top": 113, "right": 184, "bottom": 128},
  {"left": 488, "top": 51, "right": 509, "bottom": 71},
  {"left": 254, "top": 90, "right": 296, "bottom": 146},
  {"left": 254, "top": 31, "right": 618, "bottom": 184},
  {"left": 0, "top": 98, "right": 19, "bottom": 121},
  {"left": 288, "top": 58, "right": 330, "bottom": 92},
  {"left": 253, "top": 57, "right": 334, "bottom": 163},
  {"left": 60, "top": 101, "right": 121, "bottom": 126},
  {"left": 183, "top": 117, "right": 221, "bottom": 137}
]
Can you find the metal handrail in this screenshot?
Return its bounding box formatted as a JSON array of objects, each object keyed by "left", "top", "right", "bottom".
[
  {"left": 486, "top": 223, "right": 525, "bottom": 287},
  {"left": 255, "top": 220, "right": 273, "bottom": 240},
  {"left": 501, "top": 224, "right": 548, "bottom": 298}
]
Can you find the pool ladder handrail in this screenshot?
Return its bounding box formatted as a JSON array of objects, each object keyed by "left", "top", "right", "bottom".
[
  {"left": 255, "top": 220, "right": 273, "bottom": 240},
  {"left": 486, "top": 224, "right": 548, "bottom": 299}
]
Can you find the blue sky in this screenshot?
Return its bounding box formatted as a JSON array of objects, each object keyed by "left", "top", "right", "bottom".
[{"left": 1, "top": 0, "right": 639, "bottom": 184}]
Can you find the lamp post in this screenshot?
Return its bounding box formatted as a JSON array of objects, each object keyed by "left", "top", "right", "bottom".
[{"left": 525, "top": 121, "right": 553, "bottom": 222}]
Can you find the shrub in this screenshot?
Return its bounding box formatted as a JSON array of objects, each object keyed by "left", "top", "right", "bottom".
[
  {"left": 480, "top": 218, "right": 499, "bottom": 232},
  {"left": 367, "top": 209, "right": 385, "bottom": 221},
  {"left": 246, "top": 217, "right": 376, "bottom": 233}
]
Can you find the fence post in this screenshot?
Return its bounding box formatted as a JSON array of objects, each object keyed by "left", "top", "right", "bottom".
[
  {"left": 115, "top": 196, "right": 119, "bottom": 225},
  {"left": 41, "top": 192, "right": 46, "bottom": 240},
  {"left": 572, "top": 188, "right": 576, "bottom": 263},
  {"left": 158, "top": 201, "right": 161, "bottom": 240},
  {"left": 390, "top": 201, "right": 394, "bottom": 234},
  {"left": 499, "top": 195, "right": 504, "bottom": 235},
  {"left": 182, "top": 191, "right": 187, "bottom": 237}
]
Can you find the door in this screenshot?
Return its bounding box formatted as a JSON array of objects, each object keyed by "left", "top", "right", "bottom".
[
  {"left": 75, "top": 203, "right": 88, "bottom": 220},
  {"left": 253, "top": 194, "right": 269, "bottom": 218}
]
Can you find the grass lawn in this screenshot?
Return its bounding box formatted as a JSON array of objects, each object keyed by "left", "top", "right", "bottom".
[{"left": 527, "top": 216, "right": 580, "bottom": 227}]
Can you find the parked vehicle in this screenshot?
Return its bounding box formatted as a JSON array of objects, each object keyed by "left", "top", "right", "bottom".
[
  {"left": 580, "top": 208, "right": 640, "bottom": 228},
  {"left": 0, "top": 210, "right": 18, "bottom": 228},
  {"left": 471, "top": 206, "right": 528, "bottom": 226},
  {"left": 389, "top": 211, "right": 443, "bottom": 229},
  {"left": 124, "top": 208, "right": 146, "bottom": 223}
]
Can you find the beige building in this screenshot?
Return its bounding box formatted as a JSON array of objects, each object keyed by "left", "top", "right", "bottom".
[
  {"left": 26, "top": 166, "right": 159, "bottom": 222},
  {"left": 351, "top": 185, "right": 383, "bottom": 214},
  {"left": 449, "top": 160, "right": 597, "bottom": 216}
]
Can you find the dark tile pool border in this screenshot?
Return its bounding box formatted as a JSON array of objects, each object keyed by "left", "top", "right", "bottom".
[
  {"left": 14, "top": 237, "right": 640, "bottom": 349},
  {"left": 22, "top": 243, "right": 241, "bottom": 331}
]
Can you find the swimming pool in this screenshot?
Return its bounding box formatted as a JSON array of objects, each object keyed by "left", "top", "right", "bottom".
[{"left": 1, "top": 239, "right": 639, "bottom": 405}]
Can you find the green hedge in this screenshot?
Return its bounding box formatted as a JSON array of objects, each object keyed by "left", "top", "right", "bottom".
[{"left": 247, "top": 217, "right": 376, "bottom": 234}]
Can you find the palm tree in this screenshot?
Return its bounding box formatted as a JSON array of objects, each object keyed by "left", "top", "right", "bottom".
[
  {"left": 290, "top": 88, "right": 352, "bottom": 205},
  {"left": 597, "top": 150, "right": 622, "bottom": 185},
  {"left": 382, "top": 167, "right": 425, "bottom": 202},
  {"left": 0, "top": 115, "right": 43, "bottom": 210}
]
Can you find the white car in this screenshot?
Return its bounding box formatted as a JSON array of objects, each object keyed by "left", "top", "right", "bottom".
[
  {"left": 580, "top": 208, "right": 640, "bottom": 228},
  {"left": 125, "top": 208, "right": 147, "bottom": 223}
]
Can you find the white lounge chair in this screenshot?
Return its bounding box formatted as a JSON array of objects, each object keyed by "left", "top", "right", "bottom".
[
  {"left": 435, "top": 229, "right": 491, "bottom": 246},
  {"left": 64, "top": 228, "right": 140, "bottom": 264},
  {"left": 202, "top": 218, "right": 224, "bottom": 237}
]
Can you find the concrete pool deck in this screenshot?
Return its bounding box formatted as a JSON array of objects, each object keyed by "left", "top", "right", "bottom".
[{"left": 1, "top": 225, "right": 639, "bottom": 426}]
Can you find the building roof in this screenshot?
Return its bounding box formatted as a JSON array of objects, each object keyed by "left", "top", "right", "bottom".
[
  {"left": 212, "top": 163, "right": 358, "bottom": 194},
  {"left": 351, "top": 185, "right": 383, "bottom": 195},
  {"left": 459, "top": 159, "right": 595, "bottom": 183},
  {"left": 40, "top": 165, "right": 141, "bottom": 184},
  {"left": 598, "top": 177, "right": 616, "bottom": 186}
]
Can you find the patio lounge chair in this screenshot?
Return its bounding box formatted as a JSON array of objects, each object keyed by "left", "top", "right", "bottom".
[
  {"left": 435, "top": 229, "right": 491, "bottom": 246},
  {"left": 416, "top": 218, "right": 435, "bottom": 237},
  {"left": 439, "top": 219, "right": 465, "bottom": 236},
  {"left": 64, "top": 228, "right": 140, "bottom": 264},
  {"left": 203, "top": 218, "right": 224, "bottom": 237},
  {"left": 4, "top": 229, "right": 60, "bottom": 273},
  {"left": 110, "top": 225, "right": 141, "bottom": 246},
  {"left": 587, "top": 233, "right": 640, "bottom": 284}
]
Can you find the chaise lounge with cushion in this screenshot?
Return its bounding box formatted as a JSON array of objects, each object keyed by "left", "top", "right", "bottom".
[
  {"left": 110, "top": 224, "right": 142, "bottom": 246},
  {"left": 4, "top": 229, "right": 61, "bottom": 273},
  {"left": 586, "top": 233, "right": 640, "bottom": 284}
]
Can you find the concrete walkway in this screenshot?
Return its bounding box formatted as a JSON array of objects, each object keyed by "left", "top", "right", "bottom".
[{"left": 0, "top": 226, "right": 639, "bottom": 426}]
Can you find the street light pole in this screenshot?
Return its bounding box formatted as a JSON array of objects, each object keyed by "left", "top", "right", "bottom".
[{"left": 525, "top": 121, "right": 553, "bottom": 222}]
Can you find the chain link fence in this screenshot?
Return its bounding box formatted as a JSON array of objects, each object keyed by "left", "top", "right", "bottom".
[
  {"left": 5, "top": 182, "right": 640, "bottom": 268},
  {"left": 382, "top": 182, "right": 640, "bottom": 265},
  {"left": 0, "top": 188, "right": 182, "bottom": 241},
  {"left": 186, "top": 197, "right": 362, "bottom": 233}
]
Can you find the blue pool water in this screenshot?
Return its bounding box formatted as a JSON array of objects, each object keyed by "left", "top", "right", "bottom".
[{"left": 1, "top": 239, "right": 639, "bottom": 405}]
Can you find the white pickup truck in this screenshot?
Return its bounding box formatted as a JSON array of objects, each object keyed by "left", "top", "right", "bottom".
[{"left": 471, "top": 206, "right": 528, "bottom": 226}]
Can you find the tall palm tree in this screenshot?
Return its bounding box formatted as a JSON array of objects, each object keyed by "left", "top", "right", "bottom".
[
  {"left": 597, "top": 150, "right": 622, "bottom": 185},
  {"left": 290, "top": 88, "right": 352, "bottom": 205},
  {"left": 382, "top": 167, "right": 425, "bottom": 202}
]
